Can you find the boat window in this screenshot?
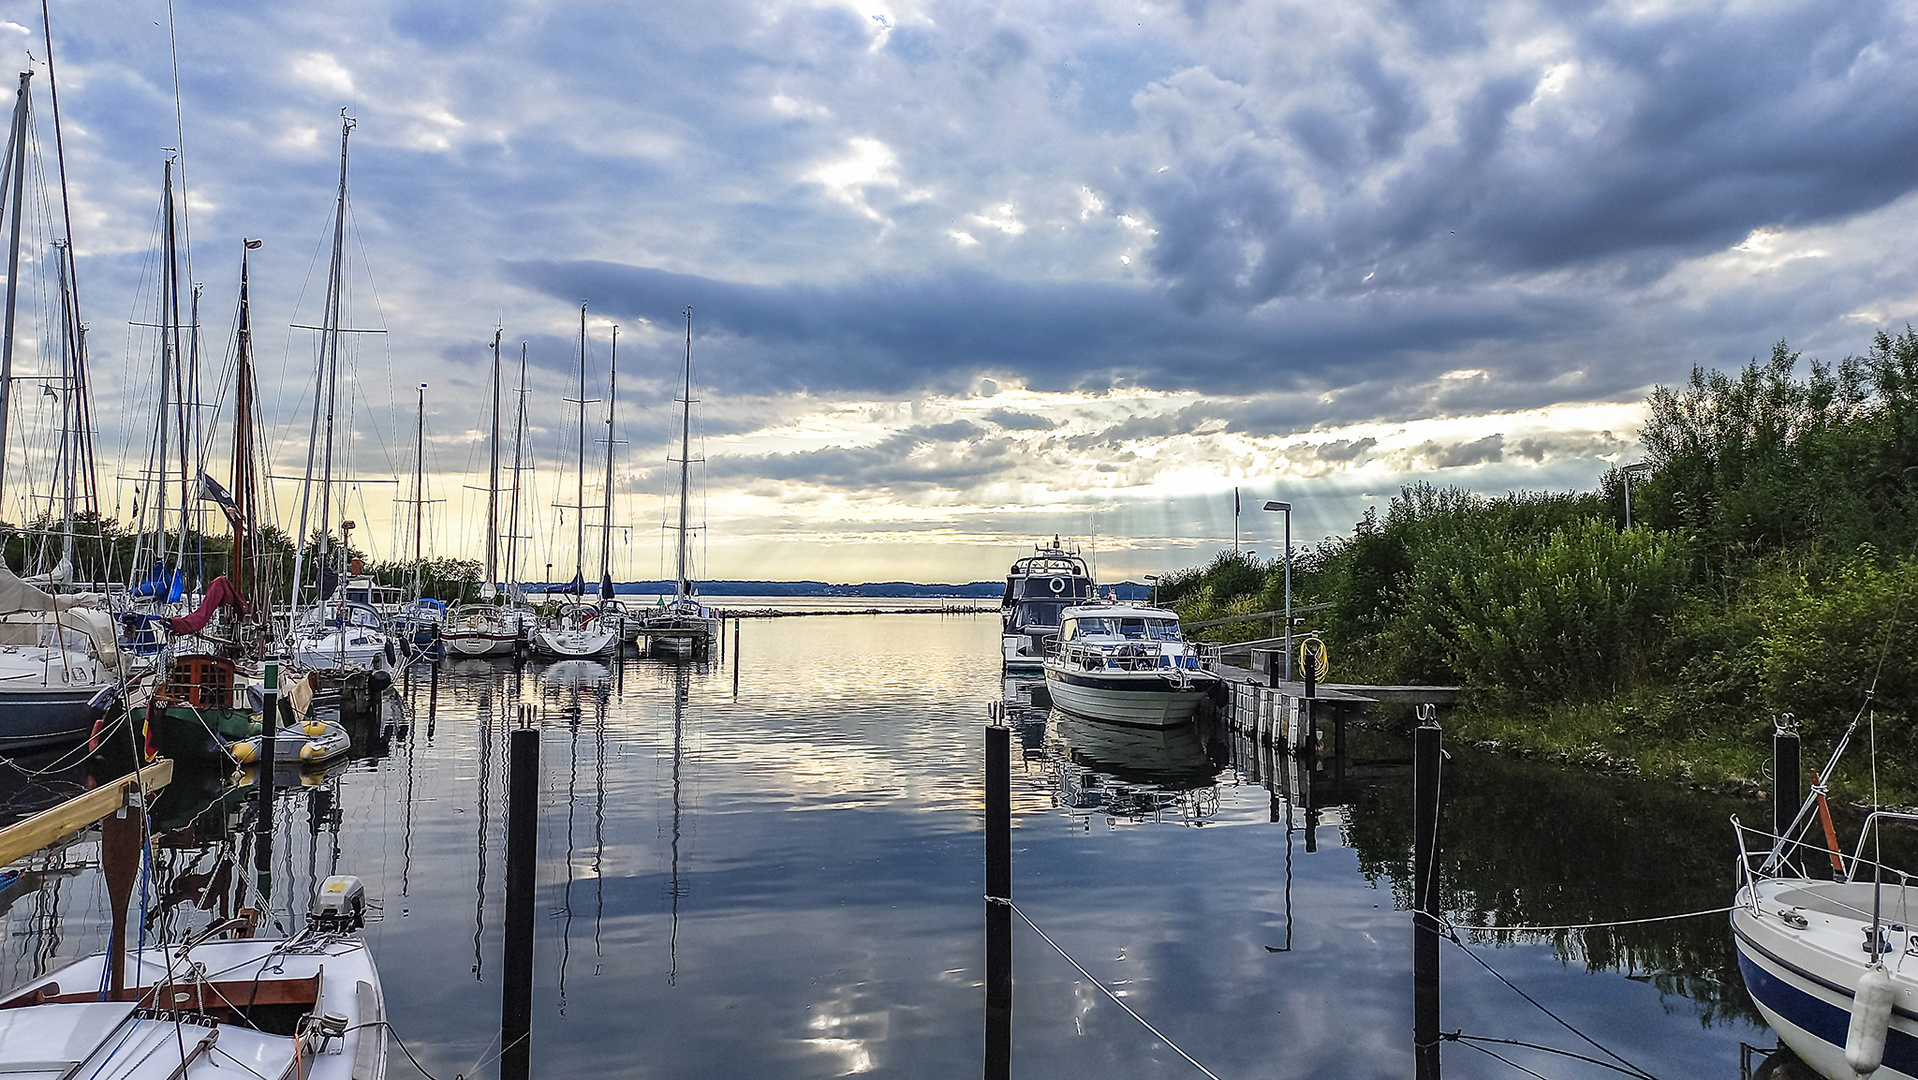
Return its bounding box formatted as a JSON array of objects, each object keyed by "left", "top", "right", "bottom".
[
  {"left": 1013, "top": 602, "right": 1065, "bottom": 630},
  {"left": 1146, "top": 619, "right": 1181, "bottom": 641},
  {"left": 1060, "top": 619, "right": 1076, "bottom": 640},
  {"left": 1075, "top": 618, "right": 1115, "bottom": 637},
  {"left": 1118, "top": 618, "right": 1148, "bottom": 638}
]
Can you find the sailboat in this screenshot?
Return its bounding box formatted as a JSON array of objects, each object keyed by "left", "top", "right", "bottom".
[
  {"left": 281, "top": 114, "right": 399, "bottom": 677},
  {"left": 387, "top": 383, "right": 444, "bottom": 660},
  {"left": 594, "top": 325, "right": 635, "bottom": 644},
  {"left": 640, "top": 308, "right": 719, "bottom": 656},
  {"left": 0, "top": 69, "right": 126, "bottom": 750},
  {"left": 532, "top": 304, "right": 616, "bottom": 659},
  {"left": 445, "top": 331, "right": 522, "bottom": 658}
]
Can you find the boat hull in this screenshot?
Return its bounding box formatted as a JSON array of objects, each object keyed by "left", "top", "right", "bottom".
[
  {"left": 0, "top": 687, "right": 109, "bottom": 750},
  {"left": 532, "top": 625, "right": 616, "bottom": 658},
  {"left": 444, "top": 630, "right": 518, "bottom": 657},
  {"left": 1734, "top": 880, "right": 1918, "bottom": 1080},
  {"left": 1042, "top": 668, "right": 1216, "bottom": 727}
]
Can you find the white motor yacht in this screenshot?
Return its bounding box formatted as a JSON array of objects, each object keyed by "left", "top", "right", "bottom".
[
  {"left": 1042, "top": 602, "right": 1219, "bottom": 727},
  {"left": 999, "top": 539, "right": 1093, "bottom": 673}
]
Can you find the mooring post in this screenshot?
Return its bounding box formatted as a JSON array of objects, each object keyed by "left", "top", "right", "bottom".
[
  {"left": 502, "top": 706, "right": 539, "bottom": 1080},
  {"left": 101, "top": 780, "right": 145, "bottom": 997},
  {"left": 1773, "top": 716, "right": 1800, "bottom": 850},
  {"left": 256, "top": 663, "right": 279, "bottom": 898},
  {"left": 1413, "top": 715, "right": 1442, "bottom": 1080},
  {"left": 985, "top": 722, "right": 1012, "bottom": 1080},
  {"left": 732, "top": 619, "right": 742, "bottom": 697}
]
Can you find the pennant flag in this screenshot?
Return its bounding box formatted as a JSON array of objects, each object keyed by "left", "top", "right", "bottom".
[{"left": 198, "top": 472, "right": 244, "bottom": 528}]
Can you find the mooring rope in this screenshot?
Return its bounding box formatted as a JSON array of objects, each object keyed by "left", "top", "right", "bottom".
[
  {"left": 993, "top": 897, "right": 1225, "bottom": 1080},
  {"left": 1431, "top": 905, "right": 1736, "bottom": 935}
]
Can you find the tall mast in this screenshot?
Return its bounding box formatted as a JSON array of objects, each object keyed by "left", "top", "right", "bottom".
[
  {"left": 598, "top": 324, "right": 617, "bottom": 598},
  {"left": 0, "top": 71, "right": 29, "bottom": 513},
  {"left": 177, "top": 280, "right": 201, "bottom": 576},
  {"left": 574, "top": 302, "right": 587, "bottom": 587},
  {"left": 504, "top": 343, "right": 527, "bottom": 593},
  {"left": 484, "top": 328, "right": 501, "bottom": 598},
  {"left": 675, "top": 308, "right": 695, "bottom": 602},
  {"left": 156, "top": 157, "right": 178, "bottom": 570},
  {"left": 41, "top": 1, "right": 97, "bottom": 518},
  {"left": 53, "top": 244, "right": 74, "bottom": 571},
  {"left": 288, "top": 112, "right": 354, "bottom": 618},
  {"left": 232, "top": 239, "right": 262, "bottom": 616},
  {"left": 412, "top": 382, "right": 426, "bottom": 601}
]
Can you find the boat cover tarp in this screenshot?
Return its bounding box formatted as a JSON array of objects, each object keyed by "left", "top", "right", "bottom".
[
  {"left": 0, "top": 567, "right": 120, "bottom": 665},
  {"left": 129, "top": 563, "right": 185, "bottom": 601},
  {"left": 164, "top": 575, "right": 250, "bottom": 636}
]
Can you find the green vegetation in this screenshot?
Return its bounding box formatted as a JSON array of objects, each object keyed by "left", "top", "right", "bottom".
[{"left": 1165, "top": 329, "right": 1918, "bottom": 801}]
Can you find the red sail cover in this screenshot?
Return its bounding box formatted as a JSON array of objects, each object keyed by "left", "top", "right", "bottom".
[{"left": 165, "top": 575, "right": 252, "bottom": 635}]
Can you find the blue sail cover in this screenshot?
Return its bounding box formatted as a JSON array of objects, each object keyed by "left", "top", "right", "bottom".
[
  {"left": 545, "top": 571, "right": 586, "bottom": 595},
  {"left": 130, "top": 563, "right": 185, "bottom": 601},
  {"left": 599, "top": 572, "right": 614, "bottom": 601}
]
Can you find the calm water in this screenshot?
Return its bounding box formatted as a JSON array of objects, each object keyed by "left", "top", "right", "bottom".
[{"left": 2, "top": 612, "right": 1774, "bottom": 1078}]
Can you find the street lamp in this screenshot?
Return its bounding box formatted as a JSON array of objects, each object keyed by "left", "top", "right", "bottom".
[
  {"left": 1263, "top": 500, "right": 1292, "bottom": 682},
  {"left": 1620, "top": 462, "right": 1651, "bottom": 529},
  {"left": 1144, "top": 573, "right": 1160, "bottom": 608}
]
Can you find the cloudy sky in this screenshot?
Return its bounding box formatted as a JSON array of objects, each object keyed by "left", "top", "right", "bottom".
[{"left": 2, "top": 0, "right": 1914, "bottom": 584}]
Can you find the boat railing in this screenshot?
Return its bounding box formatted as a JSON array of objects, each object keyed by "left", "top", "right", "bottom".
[
  {"left": 1055, "top": 640, "right": 1203, "bottom": 673},
  {"left": 1733, "top": 813, "right": 1918, "bottom": 916}
]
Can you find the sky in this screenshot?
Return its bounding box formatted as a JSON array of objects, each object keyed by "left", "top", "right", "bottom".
[{"left": 0, "top": 0, "right": 1914, "bottom": 584}]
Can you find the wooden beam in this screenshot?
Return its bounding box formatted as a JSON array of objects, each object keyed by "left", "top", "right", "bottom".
[{"left": 0, "top": 758, "right": 173, "bottom": 866}]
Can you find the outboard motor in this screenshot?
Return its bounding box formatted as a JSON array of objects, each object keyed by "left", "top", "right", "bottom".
[{"left": 309, "top": 875, "right": 367, "bottom": 932}]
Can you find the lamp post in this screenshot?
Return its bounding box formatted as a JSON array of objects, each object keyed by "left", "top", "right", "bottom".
[
  {"left": 1144, "top": 573, "right": 1159, "bottom": 608},
  {"left": 1263, "top": 500, "right": 1292, "bottom": 682},
  {"left": 1620, "top": 461, "right": 1651, "bottom": 529}
]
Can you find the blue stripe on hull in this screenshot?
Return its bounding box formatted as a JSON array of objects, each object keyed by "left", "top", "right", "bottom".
[{"left": 1737, "top": 935, "right": 1918, "bottom": 1076}]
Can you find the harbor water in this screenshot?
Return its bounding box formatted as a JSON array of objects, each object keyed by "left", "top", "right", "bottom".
[{"left": 3, "top": 607, "right": 1771, "bottom": 1077}]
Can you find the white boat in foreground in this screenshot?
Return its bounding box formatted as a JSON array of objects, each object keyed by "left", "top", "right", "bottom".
[
  {"left": 1041, "top": 602, "right": 1219, "bottom": 727},
  {"left": 0, "top": 876, "right": 387, "bottom": 1080},
  {"left": 1734, "top": 807, "right": 1918, "bottom": 1080},
  {"left": 532, "top": 602, "right": 617, "bottom": 658}
]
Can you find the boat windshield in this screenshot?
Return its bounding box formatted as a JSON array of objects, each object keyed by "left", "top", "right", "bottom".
[
  {"left": 1147, "top": 618, "right": 1182, "bottom": 641},
  {"left": 1012, "top": 601, "right": 1067, "bottom": 631}
]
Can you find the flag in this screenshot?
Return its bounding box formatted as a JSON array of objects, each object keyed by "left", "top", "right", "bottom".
[
  {"left": 198, "top": 472, "right": 244, "bottom": 528},
  {"left": 244, "top": 238, "right": 263, "bottom": 249},
  {"left": 1234, "top": 487, "right": 1240, "bottom": 516}
]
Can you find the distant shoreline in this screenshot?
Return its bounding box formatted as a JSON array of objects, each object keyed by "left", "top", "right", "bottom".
[{"left": 713, "top": 604, "right": 997, "bottom": 618}]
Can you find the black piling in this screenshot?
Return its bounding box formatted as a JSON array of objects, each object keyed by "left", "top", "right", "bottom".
[
  {"left": 985, "top": 722, "right": 1012, "bottom": 1080},
  {"left": 1774, "top": 719, "right": 1800, "bottom": 849},
  {"left": 1413, "top": 718, "right": 1442, "bottom": 1080},
  {"left": 428, "top": 661, "right": 440, "bottom": 737},
  {"left": 256, "top": 663, "right": 279, "bottom": 898},
  {"left": 732, "top": 619, "right": 742, "bottom": 697},
  {"left": 502, "top": 706, "right": 540, "bottom": 1080}
]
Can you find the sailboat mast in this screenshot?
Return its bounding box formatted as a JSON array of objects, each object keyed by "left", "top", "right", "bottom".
[
  {"left": 157, "top": 157, "right": 179, "bottom": 568},
  {"left": 575, "top": 302, "right": 587, "bottom": 584},
  {"left": 40, "top": 2, "right": 96, "bottom": 519},
  {"left": 675, "top": 308, "right": 694, "bottom": 601},
  {"left": 504, "top": 343, "right": 527, "bottom": 592},
  {"left": 599, "top": 324, "right": 617, "bottom": 594},
  {"left": 232, "top": 240, "right": 260, "bottom": 611},
  {"left": 412, "top": 382, "right": 426, "bottom": 600},
  {"left": 0, "top": 71, "right": 29, "bottom": 513},
  {"left": 287, "top": 113, "right": 353, "bottom": 619},
  {"left": 53, "top": 244, "right": 74, "bottom": 570},
  {"left": 485, "top": 329, "right": 501, "bottom": 595}
]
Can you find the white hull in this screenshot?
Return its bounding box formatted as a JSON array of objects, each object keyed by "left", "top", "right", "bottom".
[
  {"left": 1734, "top": 877, "right": 1918, "bottom": 1080},
  {"left": 0, "top": 935, "right": 386, "bottom": 1080},
  {"left": 533, "top": 623, "right": 616, "bottom": 658},
  {"left": 1042, "top": 668, "right": 1215, "bottom": 727}
]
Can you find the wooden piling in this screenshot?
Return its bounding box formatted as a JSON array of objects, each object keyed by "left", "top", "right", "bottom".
[
  {"left": 1773, "top": 720, "right": 1800, "bottom": 849},
  {"left": 502, "top": 708, "right": 539, "bottom": 1080},
  {"left": 256, "top": 663, "right": 278, "bottom": 896},
  {"left": 985, "top": 722, "right": 1012, "bottom": 1080},
  {"left": 1413, "top": 721, "right": 1442, "bottom": 1080}
]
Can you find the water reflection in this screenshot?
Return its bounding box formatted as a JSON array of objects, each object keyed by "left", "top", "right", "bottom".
[{"left": 0, "top": 615, "right": 1779, "bottom": 1078}]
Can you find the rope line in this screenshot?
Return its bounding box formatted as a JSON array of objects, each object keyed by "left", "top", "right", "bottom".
[
  {"left": 1451, "top": 1033, "right": 1664, "bottom": 1077},
  {"left": 995, "top": 898, "right": 1224, "bottom": 1080},
  {"left": 1430, "top": 905, "right": 1735, "bottom": 935},
  {"left": 1440, "top": 929, "right": 1661, "bottom": 1080},
  {"left": 1453, "top": 1038, "right": 1551, "bottom": 1080}
]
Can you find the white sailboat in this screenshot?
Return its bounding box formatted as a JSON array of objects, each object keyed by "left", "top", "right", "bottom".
[
  {"left": 640, "top": 308, "right": 719, "bottom": 656},
  {"left": 281, "top": 114, "right": 399, "bottom": 677},
  {"left": 444, "top": 330, "right": 521, "bottom": 657},
  {"left": 532, "top": 304, "right": 616, "bottom": 659}
]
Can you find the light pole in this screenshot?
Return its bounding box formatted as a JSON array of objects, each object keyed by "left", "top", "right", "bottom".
[
  {"left": 1620, "top": 462, "right": 1651, "bottom": 529},
  {"left": 1144, "top": 573, "right": 1160, "bottom": 608},
  {"left": 1263, "top": 500, "right": 1292, "bottom": 682}
]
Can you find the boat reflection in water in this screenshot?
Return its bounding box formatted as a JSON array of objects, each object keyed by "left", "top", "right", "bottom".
[{"left": 1043, "top": 710, "right": 1229, "bottom": 826}]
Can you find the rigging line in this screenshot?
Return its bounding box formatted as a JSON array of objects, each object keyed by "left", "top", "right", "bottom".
[
  {"left": 1453, "top": 1034, "right": 1667, "bottom": 1078},
  {"left": 1441, "top": 929, "right": 1661, "bottom": 1080},
  {"left": 163, "top": 0, "right": 192, "bottom": 285},
  {"left": 998, "top": 899, "right": 1225, "bottom": 1080},
  {"left": 1450, "top": 1038, "right": 1553, "bottom": 1080},
  {"left": 1434, "top": 905, "right": 1737, "bottom": 935}
]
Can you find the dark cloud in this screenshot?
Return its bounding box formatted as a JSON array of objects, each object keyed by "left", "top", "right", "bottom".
[
  {"left": 1315, "top": 437, "right": 1377, "bottom": 462},
  {"left": 1130, "top": 2, "right": 1918, "bottom": 309},
  {"left": 1418, "top": 433, "right": 1504, "bottom": 468},
  {"left": 705, "top": 420, "right": 1011, "bottom": 492},
  {"left": 507, "top": 259, "right": 1591, "bottom": 397}
]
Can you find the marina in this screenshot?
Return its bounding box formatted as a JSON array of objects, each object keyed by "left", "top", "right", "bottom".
[{"left": 0, "top": 609, "right": 1809, "bottom": 1077}]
